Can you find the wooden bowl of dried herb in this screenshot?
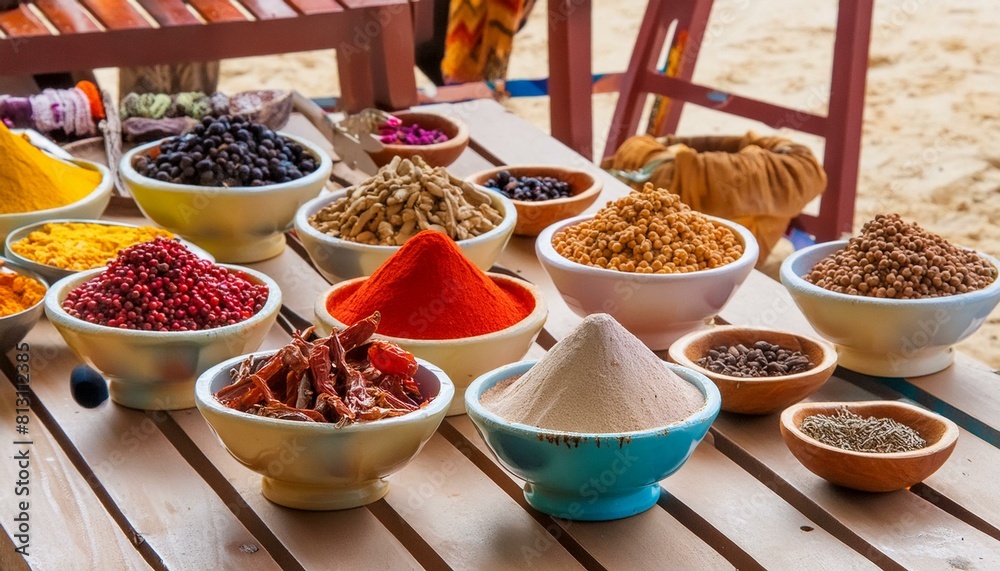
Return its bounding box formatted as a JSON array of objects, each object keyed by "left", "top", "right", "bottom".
[{"left": 779, "top": 401, "right": 959, "bottom": 492}]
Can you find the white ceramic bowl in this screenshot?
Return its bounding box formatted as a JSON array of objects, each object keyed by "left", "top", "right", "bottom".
[
  {"left": 0, "top": 159, "right": 112, "bottom": 243},
  {"left": 5, "top": 218, "right": 214, "bottom": 283},
  {"left": 780, "top": 240, "right": 1000, "bottom": 377},
  {"left": 120, "top": 134, "right": 333, "bottom": 263},
  {"left": 196, "top": 352, "right": 453, "bottom": 510},
  {"left": 44, "top": 265, "right": 281, "bottom": 410},
  {"left": 314, "top": 273, "right": 547, "bottom": 415},
  {"left": 536, "top": 214, "right": 759, "bottom": 350},
  {"left": 294, "top": 187, "right": 516, "bottom": 283},
  {"left": 0, "top": 257, "right": 48, "bottom": 352}
]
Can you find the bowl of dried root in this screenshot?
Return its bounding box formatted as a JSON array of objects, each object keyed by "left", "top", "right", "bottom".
[{"left": 295, "top": 155, "right": 516, "bottom": 282}]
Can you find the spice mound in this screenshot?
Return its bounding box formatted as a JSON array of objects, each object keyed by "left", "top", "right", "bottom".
[
  {"left": 11, "top": 222, "right": 174, "bottom": 271},
  {"left": 481, "top": 313, "right": 704, "bottom": 433},
  {"left": 215, "top": 313, "right": 432, "bottom": 424},
  {"left": 697, "top": 341, "right": 815, "bottom": 378},
  {"left": 806, "top": 214, "right": 996, "bottom": 299},
  {"left": 553, "top": 183, "right": 744, "bottom": 273},
  {"left": 130, "top": 115, "right": 318, "bottom": 187},
  {"left": 308, "top": 155, "right": 504, "bottom": 245},
  {"left": 62, "top": 238, "right": 268, "bottom": 331},
  {"left": 379, "top": 116, "right": 449, "bottom": 145},
  {"left": 328, "top": 230, "right": 535, "bottom": 340},
  {"left": 799, "top": 408, "right": 927, "bottom": 453},
  {"left": 485, "top": 170, "right": 572, "bottom": 202},
  {"left": 0, "top": 265, "right": 46, "bottom": 317},
  {"left": 0, "top": 124, "right": 103, "bottom": 214}
]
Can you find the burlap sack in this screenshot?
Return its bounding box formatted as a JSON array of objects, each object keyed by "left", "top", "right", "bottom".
[{"left": 602, "top": 133, "right": 827, "bottom": 262}]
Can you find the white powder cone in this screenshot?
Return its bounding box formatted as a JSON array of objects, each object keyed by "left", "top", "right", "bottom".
[{"left": 481, "top": 313, "right": 705, "bottom": 433}]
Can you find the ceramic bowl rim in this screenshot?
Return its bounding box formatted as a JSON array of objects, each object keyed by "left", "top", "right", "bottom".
[
  {"left": 780, "top": 240, "right": 1000, "bottom": 306},
  {"left": 669, "top": 325, "right": 838, "bottom": 384},
  {"left": 294, "top": 185, "right": 517, "bottom": 253},
  {"left": 0, "top": 256, "right": 50, "bottom": 318},
  {"left": 536, "top": 213, "right": 759, "bottom": 281},
  {"left": 44, "top": 264, "right": 282, "bottom": 339},
  {"left": 315, "top": 273, "right": 548, "bottom": 346},
  {"left": 375, "top": 111, "right": 469, "bottom": 153},
  {"left": 780, "top": 400, "right": 959, "bottom": 459},
  {"left": 195, "top": 352, "right": 455, "bottom": 432},
  {"left": 465, "top": 165, "right": 603, "bottom": 208},
  {"left": 0, "top": 158, "right": 111, "bottom": 220},
  {"left": 119, "top": 132, "right": 333, "bottom": 195},
  {"left": 465, "top": 359, "right": 721, "bottom": 439},
  {"left": 5, "top": 218, "right": 214, "bottom": 278}
]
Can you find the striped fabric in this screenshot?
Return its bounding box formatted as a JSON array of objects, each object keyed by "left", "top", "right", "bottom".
[{"left": 442, "top": 0, "right": 529, "bottom": 84}]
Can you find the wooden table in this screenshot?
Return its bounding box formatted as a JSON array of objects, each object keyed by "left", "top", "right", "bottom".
[
  {"left": 4, "top": 99, "right": 1000, "bottom": 570},
  {"left": 0, "top": 0, "right": 418, "bottom": 111}
]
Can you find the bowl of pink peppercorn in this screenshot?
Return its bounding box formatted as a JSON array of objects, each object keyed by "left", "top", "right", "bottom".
[
  {"left": 367, "top": 111, "right": 469, "bottom": 168},
  {"left": 44, "top": 238, "right": 281, "bottom": 411}
]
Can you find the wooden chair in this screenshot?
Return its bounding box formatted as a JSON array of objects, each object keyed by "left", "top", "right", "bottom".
[
  {"left": 604, "top": 0, "right": 874, "bottom": 242},
  {"left": 0, "top": 0, "right": 420, "bottom": 112}
]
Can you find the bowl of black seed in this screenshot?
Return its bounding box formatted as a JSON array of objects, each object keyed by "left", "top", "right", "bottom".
[
  {"left": 120, "top": 115, "right": 333, "bottom": 263},
  {"left": 780, "top": 400, "right": 959, "bottom": 492},
  {"left": 467, "top": 165, "right": 602, "bottom": 236},
  {"left": 669, "top": 325, "right": 838, "bottom": 414}
]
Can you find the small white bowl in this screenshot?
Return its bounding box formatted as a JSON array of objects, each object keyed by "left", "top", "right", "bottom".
[
  {"left": 0, "top": 159, "right": 112, "bottom": 243},
  {"left": 196, "top": 352, "right": 454, "bottom": 510},
  {"left": 780, "top": 240, "right": 1000, "bottom": 377},
  {"left": 314, "top": 273, "right": 547, "bottom": 415},
  {"left": 536, "top": 214, "right": 759, "bottom": 350},
  {"left": 294, "top": 186, "right": 516, "bottom": 283},
  {"left": 5, "top": 218, "right": 214, "bottom": 284},
  {"left": 45, "top": 265, "right": 281, "bottom": 410},
  {"left": 120, "top": 134, "right": 333, "bottom": 264},
  {"left": 0, "top": 257, "right": 48, "bottom": 352}
]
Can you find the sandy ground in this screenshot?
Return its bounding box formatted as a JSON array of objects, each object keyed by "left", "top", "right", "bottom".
[{"left": 95, "top": 0, "right": 1000, "bottom": 366}]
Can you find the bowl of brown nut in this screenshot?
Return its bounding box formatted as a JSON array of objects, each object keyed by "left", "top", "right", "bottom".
[{"left": 294, "top": 156, "right": 516, "bottom": 283}]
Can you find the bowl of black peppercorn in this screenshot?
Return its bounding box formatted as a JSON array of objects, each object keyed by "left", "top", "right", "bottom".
[
  {"left": 120, "top": 115, "right": 333, "bottom": 263},
  {"left": 668, "top": 325, "right": 837, "bottom": 415},
  {"left": 467, "top": 165, "right": 602, "bottom": 237}
]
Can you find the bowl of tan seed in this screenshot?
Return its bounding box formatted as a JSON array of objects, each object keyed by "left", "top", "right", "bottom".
[
  {"left": 780, "top": 400, "right": 958, "bottom": 492},
  {"left": 295, "top": 156, "right": 516, "bottom": 283},
  {"left": 536, "top": 183, "right": 758, "bottom": 350},
  {"left": 781, "top": 214, "right": 1000, "bottom": 377}
]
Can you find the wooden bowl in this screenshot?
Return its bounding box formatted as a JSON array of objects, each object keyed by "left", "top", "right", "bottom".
[
  {"left": 669, "top": 326, "right": 837, "bottom": 414},
  {"left": 780, "top": 401, "right": 959, "bottom": 492},
  {"left": 466, "top": 165, "right": 603, "bottom": 236},
  {"left": 367, "top": 111, "right": 469, "bottom": 168}
]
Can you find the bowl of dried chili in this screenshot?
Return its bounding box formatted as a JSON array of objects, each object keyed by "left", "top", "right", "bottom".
[
  {"left": 314, "top": 230, "right": 547, "bottom": 415},
  {"left": 195, "top": 315, "right": 454, "bottom": 510}
]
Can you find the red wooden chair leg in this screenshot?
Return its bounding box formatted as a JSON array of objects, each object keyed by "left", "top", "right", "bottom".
[
  {"left": 337, "top": 42, "right": 375, "bottom": 113},
  {"left": 548, "top": 0, "right": 594, "bottom": 159},
  {"left": 369, "top": 3, "right": 419, "bottom": 110},
  {"left": 654, "top": 0, "right": 714, "bottom": 137}
]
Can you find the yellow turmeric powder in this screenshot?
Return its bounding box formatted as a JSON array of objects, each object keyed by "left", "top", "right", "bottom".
[
  {"left": 10, "top": 222, "right": 174, "bottom": 271},
  {"left": 0, "top": 124, "right": 103, "bottom": 214},
  {"left": 0, "top": 269, "right": 46, "bottom": 317}
]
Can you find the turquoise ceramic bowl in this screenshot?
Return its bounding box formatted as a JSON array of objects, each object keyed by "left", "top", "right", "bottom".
[{"left": 465, "top": 360, "right": 721, "bottom": 521}]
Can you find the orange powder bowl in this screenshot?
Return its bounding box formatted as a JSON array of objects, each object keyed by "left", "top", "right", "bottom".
[{"left": 315, "top": 273, "right": 548, "bottom": 416}]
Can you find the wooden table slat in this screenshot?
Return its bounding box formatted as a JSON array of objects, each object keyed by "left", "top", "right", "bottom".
[
  {"left": 133, "top": 0, "right": 200, "bottom": 26},
  {"left": 285, "top": 0, "right": 343, "bottom": 16},
  {"left": 185, "top": 0, "right": 247, "bottom": 23},
  {"left": 33, "top": 0, "right": 102, "bottom": 33},
  {"left": 0, "top": 4, "right": 51, "bottom": 38},
  {"left": 17, "top": 323, "right": 285, "bottom": 569},
  {"left": 77, "top": 0, "right": 151, "bottom": 29},
  {"left": 0, "top": 371, "right": 152, "bottom": 570},
  {"left": 232, "top": 0, "right": 298, "bottom": 20}
]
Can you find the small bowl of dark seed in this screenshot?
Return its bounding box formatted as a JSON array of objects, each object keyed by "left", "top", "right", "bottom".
[
  {"left": 669, "top": 325, "right": 837, "bottom": 414},
  {"left": 780, "top": 400, "right": 959, "bottom": 492},
  {"left": 467, "top": 165, "right": 602, "bottom": 236},
  {"left": 120, "top": 115, "right": 333, "bottom": 264}
]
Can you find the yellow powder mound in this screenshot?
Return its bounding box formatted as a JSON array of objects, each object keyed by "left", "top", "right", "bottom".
[{"left": 0, "top": 124, "right": 102, "bottom": 214}]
